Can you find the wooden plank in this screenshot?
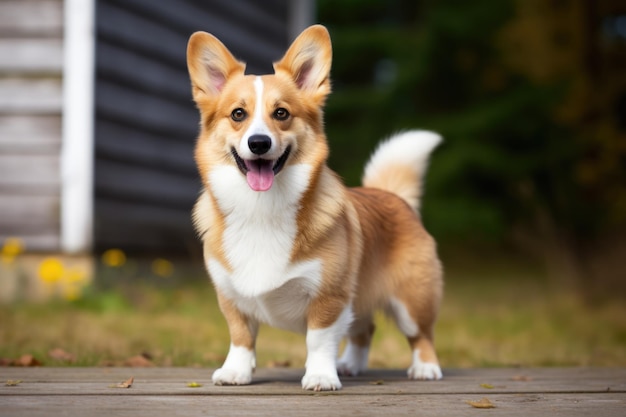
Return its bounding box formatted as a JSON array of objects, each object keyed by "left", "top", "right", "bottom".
[
  {"left": 96, "top": 0, "right": 285, "bottom": 74},
  {"left": 95, "top": 80, "right": 197, "bottom": 137},
  {"left": 0, "top": 234, "right": 59, "bottom": 252},
  {"left": 0, "top": 77, "right": 62, "bottom": 113},
  {"left": 1, "top": 393, "right": 624, "bottom": 417},
  {"left": 94, "top": 199, "right": 196, "bottom": 251},
  {"left": 96, "top": 42, "right": 191, "bottom": 104},
  {"left": 0, "top": 39, "right": 63, "bottom": 73},
  {"left": 0, "top": 115, "right": 62, "bottom": 152},
  {"left": 94, "top": 160, "right": 198, "bottom": 207},
  {"left": 0, "top": 0, "right": 63, "bottom": 37},
  {"left": 0, "top": 194, "right": 59, "bottom": 233},
  {"left": 0, "top": 155, "right": 60, "bottom": 191},
  {"left": 96, "top": 1, "right": 188, "bottom": 68},
  {"left": 95, "top": 120, "right": 195, "bottom": 175},
  {"left": 124, "top": 0, "right": 286, "bottom": 43},
  {"left": 0, "top": 368, "right": 624, "bottom": 395},
  {"left": 0, "top": 368, "right": 623, "bottom": 417}
]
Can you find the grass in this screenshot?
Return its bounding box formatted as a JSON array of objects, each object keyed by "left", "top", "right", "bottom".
[{"left": 1, "top": 257, "right": 625, "bottom": 369}]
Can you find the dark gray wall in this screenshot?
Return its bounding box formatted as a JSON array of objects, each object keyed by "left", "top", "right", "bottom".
[{"left": 93, "top": 0, "right": 291, "bottom": 253}]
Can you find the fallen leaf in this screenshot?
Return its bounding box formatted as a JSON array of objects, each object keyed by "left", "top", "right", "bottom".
[
  {"left": 186, "top": 381, "right": 203, "bottom": 388},
  {"left": 48, "top": 348, "right": 76, "bottom": 363},
  {"left": 109, "top": 377, "right": 134, "bottom": 388},
  {"left": 369, "top": 380, "right": 385, "bottom": 385},
  {"left": 512, "top": 375, "right": 532, "bottom": 381},
  {"left": 480, "top": 383, "right": 494, "bottom": 389},
  {"left": 267, "top": 360, "right": 291, "bottom": 368},
  {"left": 467, "top": 398, "right": 496, "bottom": 409},
  {"left": 124, "top": 354, "right": 154, "bottom": 367},
  {"left": 5, "top": 380, "right": 22, "bottom": 386},
  {"left": 14, "top": 354, "right": 43, "bottom": 367},
  {"left": 0, "top": 358, "right": 13, "bottom": 366}
]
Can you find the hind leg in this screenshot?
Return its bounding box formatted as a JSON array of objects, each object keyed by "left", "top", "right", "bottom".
[
  {"left": 337, "top": 315, "right": 375, "bottom": 376},
  {"left": 388, "top": 298, "right": 442, "bottom": 380}
]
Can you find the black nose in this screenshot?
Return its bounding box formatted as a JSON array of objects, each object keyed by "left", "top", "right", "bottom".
[{"left": 248, "top": 134, "right": 272, "bottom": 155}]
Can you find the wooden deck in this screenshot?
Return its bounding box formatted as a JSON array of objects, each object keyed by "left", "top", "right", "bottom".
[{"left": 1, "top": 367, "right": 624, "bottom": 416}]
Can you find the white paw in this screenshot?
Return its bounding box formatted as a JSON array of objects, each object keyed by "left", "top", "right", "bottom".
[
  {"left": 407, "top": 361, "right": 442, "bottom": 380},
  {"left": 301, "top": 372, "right": 342, "bottom": 391},
  {"left": 336, "top": 360, "right": 360, "bottom": 376},
  {"left": 212, "top": 367, "right": 252, "bottom": 386},
  {"left": 337, "top": 355, "right": 366, "bottom": 376},
  {"left": 337, "top": 343, "right": 368, "bottom": 376}
]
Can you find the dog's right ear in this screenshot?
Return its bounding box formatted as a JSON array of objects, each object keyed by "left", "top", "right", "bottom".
[{"left": 187, "top": 32, "right": 245, "bottom": 101}]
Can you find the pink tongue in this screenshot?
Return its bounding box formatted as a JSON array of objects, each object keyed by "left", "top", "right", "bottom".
[{"left": 246, "top": 161, "right": 274, "bottom": 191}]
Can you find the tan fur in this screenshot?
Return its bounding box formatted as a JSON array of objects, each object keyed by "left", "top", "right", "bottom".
[
  {"left": 192, "top": 192, "right": 230, "bottom": 272},
  {"left": 348, "top": 188, "right": 443, "bottom": 319},
  {"left": 187, "top": 25, "right": 443, "bottom": 386},
  {"left": 215, "top": 289, "right": 257, "bottom": 350},
  {"left": 362, "top": 165, "right": 422, "bottom": 212}
]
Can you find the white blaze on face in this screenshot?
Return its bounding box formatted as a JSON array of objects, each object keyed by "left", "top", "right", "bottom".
[
  {"left": 238, "top": 77, "right": 277, "bottom": 192},
  {"left": 238, "top": 77, "right": 274, "bottom": 155}
]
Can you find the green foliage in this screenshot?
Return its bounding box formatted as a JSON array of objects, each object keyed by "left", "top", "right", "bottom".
[{"left": 318, "top": 0, "right": 608, "bottom": 247}]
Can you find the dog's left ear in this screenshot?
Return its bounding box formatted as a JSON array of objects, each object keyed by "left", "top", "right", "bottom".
[{"left": 274, "top": 25, "right": 332, "bottom": 102}]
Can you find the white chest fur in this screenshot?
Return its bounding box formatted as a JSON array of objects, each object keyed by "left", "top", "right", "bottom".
[
  {"left": 208, "top": 258, "right": 321, "bottom": 333},
  {"left": 206, "top": 163, "right": 321, "bottom": 332}
]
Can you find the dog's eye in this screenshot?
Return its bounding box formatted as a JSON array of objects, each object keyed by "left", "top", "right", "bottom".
[
  {"left": 231, "top": 108, "right": 247, "bottom": 122},
  {"left": 273, "top": 108, "right": 290, "bottom": 121}
]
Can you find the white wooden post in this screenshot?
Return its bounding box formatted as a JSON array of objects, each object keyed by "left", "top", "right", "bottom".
[{"left": 61, "top": 0, "right": 96, "bottom": 253}]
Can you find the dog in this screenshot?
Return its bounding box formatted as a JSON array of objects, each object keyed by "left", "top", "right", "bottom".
[{"left": 186, "top": 24, "right": 443, "bottom": 391}]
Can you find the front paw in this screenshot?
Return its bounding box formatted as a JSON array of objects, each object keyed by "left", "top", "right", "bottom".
[
  {"left": 212, "top": 367, "right": 252, "bottom": 386},
  {"left": 301, "top": 371, "right": 342, "bottom": 391},
  {"left": 407, "top": 362, "right": 442, "bottom": 380}
]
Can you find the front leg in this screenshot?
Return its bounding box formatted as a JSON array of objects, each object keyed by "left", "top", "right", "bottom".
[
  {"left": 302, "top": 297, "right": 353, "bottom": 391},
  {"left": 212, "top": 291, "right": 259, "bottom": 386}
]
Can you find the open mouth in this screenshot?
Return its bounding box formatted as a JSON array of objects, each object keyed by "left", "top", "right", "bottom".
[{"left": 231, "top": 146, "right": 291, "bottom": 191}]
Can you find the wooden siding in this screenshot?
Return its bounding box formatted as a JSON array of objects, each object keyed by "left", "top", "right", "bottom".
[
  {"left": 0, "top": 0, "right": 64, "bottom": 251},
  {"left": 93, "top": 0, "right": 292, "bottom": 252}
]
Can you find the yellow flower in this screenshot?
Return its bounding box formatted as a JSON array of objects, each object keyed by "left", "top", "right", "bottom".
[
  {"left": 38, "top": 258, "right": 64, "bottom": 284},
  {"left": 65, "top": 268, "right": 89, "bottom": 284},
  {"left": 1, "top": 237, "right": 24, "bottom": 264},
  {"left": 151, "top": 258, "right": 174, "bottom": 278},
  {"left": 62, "top": 284, "right": 82, "bottom": 301},
  {"left": 101, "top": 249, "right": 126, "bottom": 267}
]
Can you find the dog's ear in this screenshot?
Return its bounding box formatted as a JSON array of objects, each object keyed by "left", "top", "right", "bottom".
[
  {"left": 187, "top": 32, "right": 245, "bottom": 101},
  {"left": 274, "top": 25, "right": 332, "bottom": 102}
]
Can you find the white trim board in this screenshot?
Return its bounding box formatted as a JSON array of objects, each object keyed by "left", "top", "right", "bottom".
[{"left": 61, "top": 0, "right": 96, "bottom": 253}]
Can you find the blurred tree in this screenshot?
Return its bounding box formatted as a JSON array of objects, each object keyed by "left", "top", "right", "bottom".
[{"left": 318, "top": 0, "right": 626, "bottom": 295}]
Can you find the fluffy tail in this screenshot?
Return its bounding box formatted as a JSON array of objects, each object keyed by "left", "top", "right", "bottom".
[{"left": 362, "top": 130, "right": 442, "bottom": 212}]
